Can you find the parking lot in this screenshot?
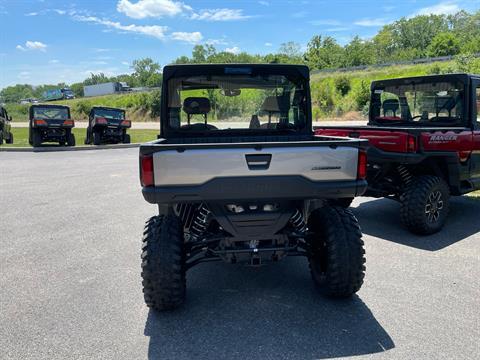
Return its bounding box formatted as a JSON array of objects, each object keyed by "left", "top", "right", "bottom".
[{"left": 1, "top": 149, "right": 479, "bottom": 360}]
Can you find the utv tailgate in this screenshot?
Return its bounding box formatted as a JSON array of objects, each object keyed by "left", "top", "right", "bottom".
[{"left": 141, "top": 137, "right": 368, "bottom": 203}]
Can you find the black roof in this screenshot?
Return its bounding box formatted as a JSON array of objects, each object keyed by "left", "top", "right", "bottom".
[
  {"left": 371, "top": 73, "right": 479, "bottom": 88},
  {"left": 30, "top": 104, "right": 70, "bottom": 109},
  {"left": 90, "top": 106, "right": 125, "bottom": 112},
  {"left": 162, "top": 63, "right": 310, "bottom": 80}
]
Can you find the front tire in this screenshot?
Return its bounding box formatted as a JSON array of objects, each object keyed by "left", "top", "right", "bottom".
[
  {"left": 6, "top": 132, "right": 13, "bottom": 144},
  {"left": 141, "top": 215, "right": 186, "bottom": 311},
  {"left": 307, "top": 206, "right": 365, "bottom": 298},
  {"left": 400, "top": 175, "right": 450, "bottom": 235}
]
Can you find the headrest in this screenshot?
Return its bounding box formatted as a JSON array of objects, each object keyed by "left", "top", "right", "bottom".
[
  {"left": 260, "top": 96, "right": 290, "bottom": 113},
  {"left": 382, "top": 99, "right": 400, "bottom": 112},
  {"left": 435, "top": 96, "right": 456, "bottom": 112},
  {"left": 183, "top": 97, "right": 211, "bottom": 115}
]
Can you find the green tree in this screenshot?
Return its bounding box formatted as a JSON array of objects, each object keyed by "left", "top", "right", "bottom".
[
  {"left": 427, "top": 32, "right": 461, "bottom": 57},
  {"left": 131, "top": 58, "right": 162, "bottom": 87},
  {"left": 344, "top": 36, "right": 375, "bottom": 67},
  {"left": 305, "top": 35, "right": 344, "bottom": 70}
]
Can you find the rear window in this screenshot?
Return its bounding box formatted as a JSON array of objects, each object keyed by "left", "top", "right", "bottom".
[
  {"left": 371, "top": 81, "right": 465, "bottom": 126},
  {"left": 33, "top": 107, "right": 69, "bottom": 120},
  {"left": 93, "top": 109, "right": 125, "bottom": 120},
  {"left": 166, "top": 74, "right": 308, "bottom": 133}
]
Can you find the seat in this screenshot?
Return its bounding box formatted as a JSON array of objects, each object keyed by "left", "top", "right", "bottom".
[
  {"left": 183, "top": 97, "right": 211, "bottom": 125},
  {"left": 259, "top": 96, "right": 290, "bottom": 128},
  {"left": 249, "top": 115, "right": 260, "bottom": 129},
  {"left": 382, "top": 99, "right": 400, "bottom": 117}
]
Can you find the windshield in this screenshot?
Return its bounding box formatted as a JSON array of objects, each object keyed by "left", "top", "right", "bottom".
[
  {"left": 371, "top": 81, "right": 465, "bottom": 126},
  {"left": 166, "top": 74, "right": 308, "bottom": 133},
  {"left": 33, "top": 107, "right": 69, "bottom": 120},
  {"left": 93, "top": 109, "right": 125, "bottom": 120}
]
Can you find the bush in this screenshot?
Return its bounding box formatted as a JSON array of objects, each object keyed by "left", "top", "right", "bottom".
[
  {"left": 334, "top": 76, "right": 351, "bottom": 96},
  {"left": 352, "top": 80, "right": 371, "bottom": 109}
]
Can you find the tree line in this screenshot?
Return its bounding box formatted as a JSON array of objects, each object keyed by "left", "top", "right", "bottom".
[{"left": 1, "top": 10, "right": 479, "bottom": 104}]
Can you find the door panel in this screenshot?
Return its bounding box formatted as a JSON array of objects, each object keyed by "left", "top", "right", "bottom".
[{"left": 471, "top": 81, "right": 480, "bottom": 181}]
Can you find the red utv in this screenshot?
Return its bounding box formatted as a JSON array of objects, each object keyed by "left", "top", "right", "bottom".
[{"left": 316, "top": 73, "right": 480, "bottom": 235}]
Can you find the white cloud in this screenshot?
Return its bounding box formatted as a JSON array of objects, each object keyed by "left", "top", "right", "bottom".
[
  {"left": 16, "top": 41, "right": 48, "bottom": 52},
  {"left": 292, "top": 11, "right": 308, "bottom": 18},
  {"left": 326, "top": 27, "right": 351, "bottom": 32},
  {"left": 190, "top": 9, "right": 250, "bottom": 21},
  {"left": 121, "top": 61, "right": 130, "bottom": 66},
  {"left": 309, "top": 19, "right": 342, "bottom": 26},
  {"left": 49, "top": 59, "right": 60, "bottom": 64},
  {"left": 25, "top": 12, "right": 38, "bottom": 16},
  {"left": 225, "top": 46, "right": 241, "bottom": 54},
  {"left": 412, "top": 1, "right": 460, "bottom": 16},
  {"left": 117, "top": 0, "right": 189, "bottom": 19},
  {"left": 53, "top": 9, "right": 66, "bottom": 15},
  {"left": 170, "top": 31, "right": 203, "bottom": 43},
  {"left": 18, "top": 71, "right": 31, "bottom": 79},
  {"left": 258, "top": 1, "right": 269, "bottom": 5},
  {"left": 354, "top": 18, "right": 389, "bottom": 27},
  {"left": 206, "top": 38, "right": 229, "bottom": 46},
  {"left": 74, "top": 15, "right": 168, "bottom": 40},
  {"left": 264, "top": 42, "right": 273, "bottom": 47}
]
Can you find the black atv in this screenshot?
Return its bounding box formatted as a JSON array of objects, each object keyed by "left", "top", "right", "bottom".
[
  {"left": 0, "top": 106, "right": 14, "bottom": 145},
  {"left": 28, "top": 104, "right": 75, "bottom": 147},
  {"left": 85, "top": 106, "right": 131, "bottom": 145}
]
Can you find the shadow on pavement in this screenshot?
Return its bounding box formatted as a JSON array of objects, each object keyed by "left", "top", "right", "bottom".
[
  {"left": 353, "top": 196, "right": 480, "bottom": 251},
  {"left": 144, "top": 258, "right": 394, "bottom": 360}
]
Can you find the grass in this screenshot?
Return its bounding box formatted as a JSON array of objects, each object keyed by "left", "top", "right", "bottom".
[
  {"left": 4, "top": 91, "right": 159, "bottom": 122},
  {"left": 468, "top": 190, "right": 480, "bottom": 199},
  {"left": 1, "top": 127, "right": 159, "bottom": 148}
]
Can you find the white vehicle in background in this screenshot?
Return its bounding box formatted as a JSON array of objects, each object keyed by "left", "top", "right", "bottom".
[
  {"left": 138, "top": 64, "right": 368, "bottom": 311},
  {"left": 83, "top": 82, "right": 131, "bottom": 97}
]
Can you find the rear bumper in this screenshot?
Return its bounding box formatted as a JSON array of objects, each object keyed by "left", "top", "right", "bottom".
[
  {"left": 367, "top": 147, "right": 425, "bottom": 164},
  {"left": 142, "top": 176, "right": 367, "bottom": 204}
]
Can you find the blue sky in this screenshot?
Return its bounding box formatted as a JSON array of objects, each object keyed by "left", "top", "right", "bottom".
[{"left": 0, "top": 0, "right": 479, "bottom": 88}]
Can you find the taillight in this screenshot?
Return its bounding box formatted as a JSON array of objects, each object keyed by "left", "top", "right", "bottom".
[
  {"left": 140, "top": 155, "right": 154, "bottom": 187},
  {"left": 95, "top": 117, "right": 108, "bottom": 125},
  {"left": 357, "top": 149, "right": 367, "bottom": 180},
  {"left": 63, "top": 120, "right": 74, "bottom": 126},
  {"left": 407, "top": 135, "right": 417, "bottom": 153},
  {"left": 34, "top": 119, "right": 47, "bottom": 126},
  {"left": 121, "top": 120, "right": 131, "bottom": 127}
]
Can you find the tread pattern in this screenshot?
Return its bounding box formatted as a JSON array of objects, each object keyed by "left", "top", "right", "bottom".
[
  {"left": 141, "top": 215, "right": 186, "bottom": 311},
  {"left": 307, "top": 206, "right": 366, "bottom": 298},
  {"left": 400, "top": 175, "right": 450, "bottom": 235}
]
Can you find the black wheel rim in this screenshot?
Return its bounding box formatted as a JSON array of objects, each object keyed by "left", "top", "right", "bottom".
[{"left": 425, "top": 190, "right": 443, "bottom": 223}]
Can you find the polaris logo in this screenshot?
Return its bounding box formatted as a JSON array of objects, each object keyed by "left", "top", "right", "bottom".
[
  {"left": 311, "top": 166, "right": 341, "bottom": 171},
  {"left": 429, "top": 135, "right": 457, "bottom": 143}
]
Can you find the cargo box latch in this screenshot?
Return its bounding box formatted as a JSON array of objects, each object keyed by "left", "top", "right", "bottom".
[{"left": 245, "top": 154, "right": 272, "bottom": 170}]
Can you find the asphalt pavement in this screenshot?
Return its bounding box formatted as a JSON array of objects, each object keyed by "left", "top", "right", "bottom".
[{"left": 0, "top": 149, "right": 479, "bottom": 360}]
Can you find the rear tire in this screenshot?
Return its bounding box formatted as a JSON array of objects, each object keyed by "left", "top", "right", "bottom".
[
  {"left": 307, "top": 205, "right": 365, "bottom": 298},
  {"left": 122, "top": 133, "right": 131, "bottom": 144},
  {"left": 93, "top": 131, "right": 101, "bottom": 145},
  {"left": 32, "top": 130, "right": 42, "bottom": 147},
  {"left": 6, "top": 132, "right": 13, "bottom": 144},
  {"left": 329, "top": 197, "right": 354, "bottom": 208},
  {"left": 0, "top": 131, "right": 3, "bottom": 145},
  {"left": 67, "top": 132, "right": 75, "bottom": 146},
  {"left": 141, "top": 215, "right": 186, "bottom": 311},
  {"left": 400, "top": 175, "right": 450, "bottom": 235}
]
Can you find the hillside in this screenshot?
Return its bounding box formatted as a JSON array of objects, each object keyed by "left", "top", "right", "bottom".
[{"left": 5, "top": 56, "right": 480, "bottom": 122}]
